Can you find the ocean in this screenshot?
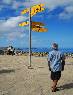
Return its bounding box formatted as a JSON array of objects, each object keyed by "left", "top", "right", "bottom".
[{"left": 16, "top": 48, "right": 73, "bottom": 53}]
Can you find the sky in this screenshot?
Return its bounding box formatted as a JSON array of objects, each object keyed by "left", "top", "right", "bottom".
[{"left": 0, "top": 0, "right": 73, "bottom": 48}]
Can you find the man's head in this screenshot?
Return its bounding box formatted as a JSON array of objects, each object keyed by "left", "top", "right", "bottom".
[{"left": 52, "top": 43, "right": 58, "bottom": 50}]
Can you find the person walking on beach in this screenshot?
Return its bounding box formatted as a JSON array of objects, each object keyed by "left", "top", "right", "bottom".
[{"left": 48, "top": 43, "right": 65, "bottom": 92}]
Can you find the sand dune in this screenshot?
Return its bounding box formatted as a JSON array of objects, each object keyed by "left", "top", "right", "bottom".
[{"left": 0, "top": 55, "right": 73, "bottom": 95}]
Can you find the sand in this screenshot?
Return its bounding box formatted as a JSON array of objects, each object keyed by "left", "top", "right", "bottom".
[{"left": 0, "top": 55, "right": 73, "bottom": 95}]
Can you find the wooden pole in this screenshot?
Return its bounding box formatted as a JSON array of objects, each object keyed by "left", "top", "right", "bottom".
[{"left": 28, "top": 7, "right": 32, "bottom": 68}]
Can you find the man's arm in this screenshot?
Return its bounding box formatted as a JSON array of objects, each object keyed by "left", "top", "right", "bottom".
[
  {"left": 47, "top": 54, "right": 51, "bottom": 71},
  {"left": 61, "top": 53, "right": 65, "bottom": 71}
]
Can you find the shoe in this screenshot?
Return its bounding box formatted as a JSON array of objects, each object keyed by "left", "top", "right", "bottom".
[
  {"left": 56, "top": 88, "right": 59, "bottom": 91},
  {"left": 51, "top": 87, "right": 59, "bottom": 92}
]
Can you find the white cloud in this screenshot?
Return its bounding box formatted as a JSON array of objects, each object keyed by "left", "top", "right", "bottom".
[
  {"left": 1, "top": 0, "right": 73, "bottom": 12},
  {"left": 6, "top": 32, "right": 29, "bottom": 47},
  {"left": 12, "top": 1, "right": 22, "bottom": 9},
  {"left": 7, "top": 32, "right": 27, "bottom": 41},
  {"left": 0, "top": 16, "right": 28, "bottom": 32},
  {"left": 29, "top": 0, "right": 73, "bottom": 20},
  {"left": 3, "top": 16, "right": 28, "bottom": 27},
  {"left": 0, "top": 0, "right": 30, "bottom": 11},
  {"left": 30, "top": 0, "right": 73, "bottom": 10},
  {"left": 21, "top": 0, "right": 73, "bottom": 20},
  {"left": 0, "top": 0, "right": 14, "bottom": 11},
  {"left": 2, "top": 0, "right": 12, "bottom": 4},
  {"left": 8, "top": 0, "right": 73, "bottom": 11},
  {"left": 0, "top": 5, "right": 3, "bottom": 11},
  {"left": 12, "top": 0, "right": 30, "bottom": 9},
  {"left": 1, "top": 0, "right": 73, "bottom": 20},
  {"left": 65, "top": 6, "right": 73, "bottom": 13},
  {"left": 11, "top": 0, "right": 73, "bottom": 9},
  {"left": 59, "top": 6, "right": 73, "bottom": 19},
  {"left": 0, "top": 15, "right": 29, "bottom": 45}
]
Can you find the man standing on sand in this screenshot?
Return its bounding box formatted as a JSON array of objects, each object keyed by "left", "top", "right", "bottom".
[{"left": 48, "top": 43, "right": 65, "bottom": 92}]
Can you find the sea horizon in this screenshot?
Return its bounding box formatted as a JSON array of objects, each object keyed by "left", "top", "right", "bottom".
[
  {"left": 15, "top": 47, "right": 73, "bottom": 53},
  {"left": 0, "top": 47, "right": 73, "bottom": 53}
]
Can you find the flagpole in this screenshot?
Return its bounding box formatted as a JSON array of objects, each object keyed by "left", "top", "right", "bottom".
[{"left": 28, "top": 7, "right": 32, "bottom": 68}]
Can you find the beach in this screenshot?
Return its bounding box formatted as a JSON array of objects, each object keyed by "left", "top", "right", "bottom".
[{"left": 0, "top": 55, "right": 73, "bottom": 95}]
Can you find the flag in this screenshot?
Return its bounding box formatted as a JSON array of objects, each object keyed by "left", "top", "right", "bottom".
[
  {"left": 19, "top": 21, "right": 29, "bottom": 26},
  {"left": 19, "top": 21, "right": 44, "bottom": 27},
  {"left": 21, "top": 8, "right": 29, "bottom": 15},
  {"left": 19, "top": 21, "right": 48, "bottom": 32},
  {"left": 21, "top": 4, "right": 44, "bottom": 17},
  {"left": 32, "top": 26, "right": 48, "bottom": 32},
  {"left": 19, "top": 4, "right": 48, "bottom": 32},
  {"left": 31, "top": 21, "right": 44, "bottom": 26},
  {"left": 31, "top": 4, "right": 44, "bottom": 17}
]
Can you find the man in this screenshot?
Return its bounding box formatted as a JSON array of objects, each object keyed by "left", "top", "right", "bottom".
[{"left": 48, "top": 43, "right": 65, "bottom": 92}]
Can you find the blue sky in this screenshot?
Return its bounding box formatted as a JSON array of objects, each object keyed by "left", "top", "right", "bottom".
[{"left": 0, "top": 0, "right": 73, "bottom": 48}]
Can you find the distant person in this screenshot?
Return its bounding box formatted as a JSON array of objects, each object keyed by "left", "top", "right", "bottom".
[
  {"left": 7, "top": 46, "right": 15, "bottom": 55},
  {"left": 48, "top": 43, "right": 65, "bottom": 92}
]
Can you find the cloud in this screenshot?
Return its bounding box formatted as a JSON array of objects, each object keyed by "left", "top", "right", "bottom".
[
  {"left": 7, "top": 32, "right": 27, "bottom": 41},
  {"left": 12, "top": 0, "right": 30, "bottom": 9},
  {"left": 2, "top": 0, "right": 29, "bottom": 5},
  {"left": 66, "top": 6, "right": 73, "bottom": 13},
  {"left": 0, "top": 15, "right": 28, "bottom": 32},
  {"left": 31, "top": 35, "right": 49, "bottom": 47},
  {"left": 2, "top": 0, "right": 12, "bottom": 4},
  {"left": 1, "top": 0, "right": 73, "bottom": 11},
  {"left": 59, "top": 6, "right": 73, "bottom": 19},
  {"left": 12, "top": 1, "right": 23, "bottom": 9},
  {"left": 0, "top": 0, "right": 30, "bottom": 12},
  {"left": 30, "top": 0, "right": 73, "bottom": 10},
  {"left": 0, "top": 5, "right": 3, "bottom": 11},
  {"left": 29, "top": 0, "right": 73, "bottom": 20},
  {"left": 6, "top": 31, "right": 29, "bottom": 47},
  {"left": 1, "top": 0, "right": 73, "bottom": 12},
  {"left": 0, "top": 15, "right": 29, "bottom": 46},
  {"left": 3, "top": 16, "right": 28, "bottom": 27},
  {"left": 1, "top": 0, "right": 73, "bottom": 20}
]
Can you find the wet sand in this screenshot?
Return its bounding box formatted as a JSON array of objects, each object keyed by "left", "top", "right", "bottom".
[{"left": 0, "top": 55, "right": 73, "bottom": 95}]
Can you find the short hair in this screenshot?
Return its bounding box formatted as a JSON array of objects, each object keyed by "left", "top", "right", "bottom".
[{"left": 52, "top": 43, "right": 58, "bottom": 49}]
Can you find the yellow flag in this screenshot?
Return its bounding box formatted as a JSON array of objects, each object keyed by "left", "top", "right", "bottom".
[
  {"left": 32, "top": 27, "right": 48, "bottom": 32},
  {"left": 21, "top": 4, "right": 44, "bottom": 17},
  {"left": 21, "top": 8, "right": 29, "bottom": 15},
  {"left": 31, "top": 4, "right": 44, "bottom": 17},
  {"left": 31, "top": 21, "right": 44, "bottom": 26},
  {"left": 19, "top": 21, "right": 44, "bottom": 27},
  {"left": 19, "top": 21, "right": 29, "bottom": 27},
  {"left": 18, "top": 21, "right": 48, "bottom": 32}
]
